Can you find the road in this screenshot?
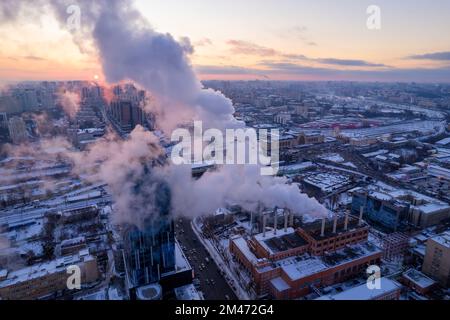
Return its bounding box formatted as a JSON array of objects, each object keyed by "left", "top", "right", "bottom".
[{"left": 175, "top": 217, "right": 237, "bottom": 300}]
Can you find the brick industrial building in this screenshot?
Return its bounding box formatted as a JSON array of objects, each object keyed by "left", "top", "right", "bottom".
[{"left": 229, "top": 211, "right": 382, "bottom": 299}]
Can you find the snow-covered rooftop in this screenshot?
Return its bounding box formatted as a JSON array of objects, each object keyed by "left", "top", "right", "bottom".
[
  {"left": 270, "top": 277, "right": 290, "bottom": 292},
  {"left": 363, "top": 183, "right": 450, "bottom": 215},
  {"left": 278, "top": 256, "right": 327, "bottom": 281},
  {"left": 0, "top": 250, "right": 94, "bottom": 289},
  {"left": 231, "top": 236, "right": 258, "bottom": 264},
  {"left": 174, "top": 284, "right": 202, "bottom": 300},
  {"left": 317, "top": 278, "right": 401, "bottom": 300},
  {"left": 430, "top": 231, "right": 450, "bottom": 249},
  {"left": 403, "top": 269, "right": 436, "bottom": 289}
]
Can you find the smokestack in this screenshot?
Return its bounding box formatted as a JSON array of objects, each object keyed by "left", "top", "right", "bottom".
[
  {"left": 150, "top": 246, "right": 153, "bottom": 266},
  {"left": 321, "top": 218, "right": 326, "bottom": 237},
  {"left": 274, "top": 209, "right": 278, "bottom": 235},
  {"left": 284, "top": 210, "right": 288, "bottom": 232},
  {"left": 289, "top": 211, "right": 294, "bottom": 227},
  {"left": 359, "top": 206, "right": 364, "bottom": 226},
  {"left": 344, "top": 211, "right": 349, "bottom": 231},
  {"left": 333, "top": 213, "right": 338, "bottom": 234},
  {"left": 263, "top": 214, "right": 267, "bottom": 238},
  {"left": 250, "top": 211, "right": 253, "bottom": 235}
]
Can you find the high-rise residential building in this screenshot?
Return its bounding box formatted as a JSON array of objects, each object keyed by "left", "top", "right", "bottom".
[
  {"left": 108, "top": 83, "right": 148, "bottom": 134},
  {"left": 422, "top": 231, "right": 450, "bottom": 287},
  {"left": 0, "top": 112, "right": 7, "bottom": 128},
  {"left": 124, "top": 181, "right": 175, "bottom": 289},
  {"left": 109, "top": 100, "right": 145, "bottom": 133},
  {"left": 8, "top": 116, "right": 28, "bottom": 144},
  {"left": 23, "top": 89, "right": 39, "bottom": 111}
]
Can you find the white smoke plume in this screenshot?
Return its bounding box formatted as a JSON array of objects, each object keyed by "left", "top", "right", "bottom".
[
  {"left": 0, "top": 136, "right": 74, "bottom": 194},
  {"left": 0, "top": 0, "right": 328, "bottom": 227},
  {"left": 56, "top": 90, "right": 80, "bottom": 119},
  {"left": 1, "top": 136, "right": 73, "bottom": 161},
  {"left": 38, "top": 0, "right": 241, "bottom": 133},
  {"left": 67, "top": 125, "right": 166, "bottom": 227},
  {"left": 157, "top": 164, "right": 328, "bottom": 218}
]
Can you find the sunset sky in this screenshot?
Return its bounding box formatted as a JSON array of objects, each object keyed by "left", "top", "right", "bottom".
[{"left": 1, "top": 0, "right": 450, "bottom": 83}]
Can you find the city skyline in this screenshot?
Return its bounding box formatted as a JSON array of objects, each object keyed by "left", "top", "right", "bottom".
[
  {"left": 1, "top": 0, "right": 450, "bottom": 305},
  {"left": 1, "top": 0, "right": 450, "bottom": 83}
]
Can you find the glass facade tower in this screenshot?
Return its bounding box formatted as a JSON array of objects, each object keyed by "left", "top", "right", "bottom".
[{"left": 124, "top": 181, "right": 175, "bottom": 287}]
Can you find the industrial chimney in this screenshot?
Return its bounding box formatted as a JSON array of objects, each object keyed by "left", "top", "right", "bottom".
[
  {"left": 321, "top": 217, "right": 326, "bottom": 237},
  {"left": 333, "top": 213, "right": 338, "bottom": 234},
  {"left": 250, "top": 211, "right": 253, "bottom": 229},
  {"left": 289, "top": 211, "right": 294, "bottom": 227},
  {"left": 284, "top": 210, "right": 288, "bottom": 232},
  {"left": 262, "top": 214, "right": 267, "bottom": 237},
  {"left": 344, "top": 211, "right": 349, "bottom": 231},
  {"left": 359, "top": 206, "right": 364, "bottom": 226},
  {"left": 274, "top": 209, "right": 278, "bottom": 235}
]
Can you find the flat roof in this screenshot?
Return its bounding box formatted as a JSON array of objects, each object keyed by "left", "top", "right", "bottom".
[
  {"left": 270, "top": 277, "right": 291, "bottom": 292},
  {"left": 174, "top": 284, "right": 202, "bottom": 300},
  {"left": 403, "top": 269, "right": 436, "bottom": 289},
  {"left": 232, "top": 236, "right": 258, "bottom": 264},
  {"left": 361, "top": 184, "right": 450, "bottom": 215},
  {"left": 303, "top": 172, "right": 351, "bottom": 193},
  {"left": 0, "top": 250, "right": 92, "bottom": 289},
  {"left": 317, "top": 278, "right": 401, "bottom": 300},
  {"left": 321, "top": 242, "right": 381, "bottom": 268},
  {"left": 278, "top": 256, "right": 328, "bottom": 281},
  {"left": 430, "top": 231, "right": 450, "bottom": 249},
  {"left": 263, "top": 232, "right": 309, "bottom": 255},
  {"left": 254, "top": 228, "right": 309, "bottom": 255},
  {"left": 175, "top": 241, "right": 191, "bottom": 271}
]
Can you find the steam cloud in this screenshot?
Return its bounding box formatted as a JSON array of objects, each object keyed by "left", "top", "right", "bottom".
[
  {"left": 56, "top": 90, "right": 80, "bottom": 119},
  {"left": 159, "top": 165, "right": 327, "bottom": 217},
  {"left": 67, "top": 126, "right": 167, "bottom": 227},
  {"left": 0, "top": 0, "right": 328, "bottom": 229}
]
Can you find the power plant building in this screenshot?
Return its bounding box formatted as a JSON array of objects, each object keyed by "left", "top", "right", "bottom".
[{"left": 230, "top": 211, "right": 382, "bottom": 299}]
